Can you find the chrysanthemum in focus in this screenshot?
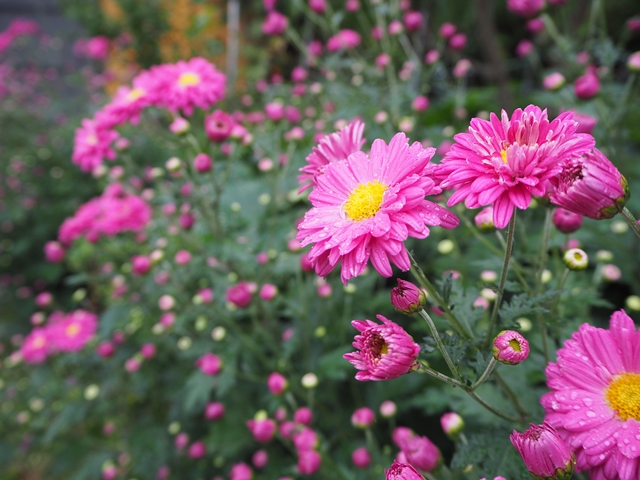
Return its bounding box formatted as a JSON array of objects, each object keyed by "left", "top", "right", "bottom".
[
  {"left": 436, "top": 106, "right": 595, "bottom": 229},
  {"left": 343, "top": 314, "right": 420, "bottom": 381},
  {"left": 541, "top": 310, "right": 640, "bottom": 480},
  {"left": 296, "top": 132, "right": 459, "bottom": 284},
  {"left": 298, "top": 119, "right": 366, "bottom": 192}
]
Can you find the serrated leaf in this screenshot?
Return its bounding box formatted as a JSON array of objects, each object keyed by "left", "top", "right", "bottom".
[{"left": 499, "top": 290, "right": 562, "bottom": 325}]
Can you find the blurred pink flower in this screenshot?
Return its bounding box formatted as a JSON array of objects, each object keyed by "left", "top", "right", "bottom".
[
  {"left": 262, "top": 11, "right": 288, "bottom": 35},
  {"left": 326, "top": 30, "right": 361, "bottom": 52},
  {"left": 48, "top": 309, "right": 98, "bottom": 352},
  {"left": 507, "top": 0, "right": 544, "bottom": 17},
  {"left": 195, "top": 353, "right": 222, "bottom": 375}
]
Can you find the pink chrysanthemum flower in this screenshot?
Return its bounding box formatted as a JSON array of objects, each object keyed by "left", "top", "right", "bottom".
[
  {"left": 149, "top": 57, "right": 226, "bottom": 116},
  {"left": 436, "top": 106, "right": 595, "bottom": 229},
  {"left": 549, "top": 148, "right": 630, "bottom": 220},
  {"left": 48, "top": 310, "right": 98, "bottom": 352},
  {"left": 542, "top": 310, "right": 640, "bottom": 480},
  {"left": 385, "top": 460, "right": 424, "bottom": 480},
  {"left": 71, "top": 118, "right": 119, "bottom": 172},
  {"left": 296, "top": 132, "right": 459, "bottom": 284},
  {"left": 344, "top": 314, "right": 420, "bottom": 381},
  {"left": 21, "top": 327, "right": 51, "bottom": 364},
  {"left": 58, "top": 183, "right": 151, "bottom": 244},
  {"left": 511, "top": 423, "right": 575, "bottom": 480},
  {"left": 298, "top": 119, "right": 366, "bottom": 192},
  {"left": 100, "top": 83, "right": 151, "bottom": 127}
]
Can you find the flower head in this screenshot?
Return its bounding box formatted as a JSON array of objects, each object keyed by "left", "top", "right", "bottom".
[
  {"left": 344, "top": 314, "right": 420, "bottom": 381},
  {"left": 298, "top": 119, "right": 366, "bottom": 192},
  {"left": 48, "top": 309, "right": 98, "bottom": 352},
  {"left": 297, "top": 132, "right": 459, "bottom": 284},
  {"left": 195, "top": 352, "right": 222, "bottom": 375},
  {"left": 552, "top": 207, "right": 583, "bottom": 233},
  {"left": 262, "top": 11, "right": 288, "bottom": 36},
  {"left": 246, "top": 418, "right": 277, "bottom": 443},
  {"left": 205, "top": 110, "right": 235, "bottom": 142},
  {"left": 326, "top": 29, "right": 361, "bottom": 52},
  {"left": 21, "top": 327, "right": 51, "bottom": 364},
  {"left": 72, "top": 118, "right": 119, "bottom": 172},
  {"left": 510, "top": 423, "right": 575, "bottom": 480},
  {"left": 507, "top": 0, "right": 545, "bottom": 17},
  {"left": 493, "top": 330, "right": 530, "bottom": 365},
  {"left": 549, "top": 148, "right": 630, "bottom": 220},
  {"left": 436, "top": 106, "right": 595, "bottom": 229},
  {"left": 541, "top": 310, "right": 640, "bottom": 480},
  {"left": 385, "top": 460, "right": 423, "bottom": 480}
]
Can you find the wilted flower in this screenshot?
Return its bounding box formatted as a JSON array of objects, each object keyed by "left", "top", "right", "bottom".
[{"left": 344, "top": 315, "right": 420, "bottom": 381}]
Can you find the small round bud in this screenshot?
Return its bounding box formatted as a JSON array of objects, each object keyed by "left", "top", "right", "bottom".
[
  {"left": 301, "top": 373, "right": 318, "bottom": 389},
  {"left": 595, "top": 250, "right": 614, "bottom": 263},
  {"left": 390, "top": 279, "right": 426, "bottom": 314},
  {"left": 440, "top": 412, "right": 464, "bottom": 439},
  {"left": 475, "top": 207, "right": 495, "bottom": 232},
  {"left": 351, "top": 407, "right": 375, "bottom": 428},
  {"left": 165, "top": 157, "right": 182, "bottom": 172},
  {"left": 552, "top": 208, "right": 583, "bottom": 233},
  {"left": 493, "top": 330, "right": 530, "bottom": 365},
  {"left": 563, "top": 248, "right": 588, "bottom": 270},
  {"left": 626, "top": 295, "right": 640, "bottom": 311}
]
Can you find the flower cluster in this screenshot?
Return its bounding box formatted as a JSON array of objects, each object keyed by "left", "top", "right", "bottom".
[{"left": 58, "top": 183, "right": 152, "bottom": 244}]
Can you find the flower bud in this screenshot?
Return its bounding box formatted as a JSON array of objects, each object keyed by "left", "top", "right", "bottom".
[
  {"left": 205, "top": 402, "right": 225, "bottom": 420},
  {"left": 493, "top": 330, "right": 530, "bottom": 365},
  {"left": 193, "top": 153, "right": 213, "bottom": 173},
  {"left": 351, "top": 447, "right": 371, "bottom": 468},
  {"left": 390, "top": 279, "right": 426, "bottom": 314},
  {"left": 563, "top": 248, "right": 588, "bottom": 271},
  {"left": 351, "top": 407, "right": 375, "bottom": 428},
  {"left": 628, "top": 51, "right": 640, "bottom": 72},
  {"left": 440, "top": 412, "right": 464, "bottom": 439},
  {"left": 379, "top": 400, "right": 397, "bottom": 418},
  {"left": 510, "top": 423, "right": 575, "bottom": 480},
  {"left": 294, "top": 406, "right": 313, "bottom": 425},
  {"left": 165, "top": 157, "right": 182, "bottom": 172},
  {"left": 301, "top": 372, "right": 318, "bottom": 389},
  {"left": 552, "top": 208, "right": 583, "bottom": 234},
  {"left": 169, "top": 117, "right": 190, "bottom": 135},
  {"left": 475, "top": 206, "right": 495, "bottom": 232},
  {"left": 246, "top": 418, "right": 277, "bottom": 443},
  {"left": 385, "top": 461, "right": 423, "bottom": 480},
  {"left": 267, "top": 372, "right": 288, "bottom": 395}
]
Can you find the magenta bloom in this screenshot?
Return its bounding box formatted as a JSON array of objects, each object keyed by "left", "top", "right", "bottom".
[
  {"left": 436, "top": 106, "right": 595, "bottom": 229},
  {"left": 344, "top": 314, "right": 420, "bottom": 381},
  {"left": 262, "top": 11, "right": 288, "bottom": 36},
  {"left": 227, "top": 282, "right": 252, "bottom": 308},
  {"left": 352, "top": 447, "right": 371, "bottom": 468},
  {"left": 298, "top": 119, "right": 365, "bottom": 193},
  {"left": 297, "top": 132, "right": 459, "bottom": 284},
  {"left": 294, "top": 407, "right": 313, "bottom": 425},
  {"left": 541, "top": 310, "right": 640, "bottom": 480},
  {"left": 549, "top": 148, "right": 630, "bottom": 220},
  {"left": 85, "top": 36, "right": 110, "bottom": 59},
  {"left": 574, "top": 72, "right": 600, "bottom": 99},
  {"left": 131, "top": 255, "right": 151, "bottom": 275},
  {"left": 293, "top": 426, "right": 319, "bottom": 451},
  {"left": 267, "top": 372, "right": 288, "bottom": 395},
  {"left": 492, "top": 330, "right": 530, "bottom": 365},
  {"left": 195, "top": 352, "right": 222, "bottom": 375},
  {"left": 100, "top": 84, "right": 151, "bottom": 127},
  {"left": 149, "top": 57, "right": 226, "bottom": 116},
  {"left": 403, "top": 11, "right": 423, "bottom": 32},
  {"left": 351, "top": 407, "right": 375, "bottom": 428},
  {"left": 246, "top": 418, "right": 277, "bottom": 443},
  {"left": 205, "top": 110, "right": 234, "bottom": 142},
  {"left": 59, "top": 183, "right": 152, "bottom": 244},
  {"left": 297, "top": 449, "right": 321, "bottom": 475},
  {"left": 204, "top": 402, "right": 225, "bottom": 420},
  {"left": 72, "top": 118, "right": 119, "bottom": 172},
  {"left": 44, "top": 241, "right": 65, "bottom": 263},
  {"left": 510, "top": 423, "right": 575, "bottom": 480},
  {"left": 48, "top": 309, "right": 98, "bottom": 352},
  {"left": 188, "top": 441, "right": 206, "bottom": 459},
  {"left": 230, "top": 462, "right": 253, "bottom": 480},
  {"left": 21, "top": 327, "right": 51, "bottom": 364},
  {"left": 507, "top": 0, "right": 545, "bottom": 17},
  {"left": 385, "top": 461, "right": 423, "bottom": 480},
  {"left": 326, "top": 29, "right": 361, "bottom": 52}
]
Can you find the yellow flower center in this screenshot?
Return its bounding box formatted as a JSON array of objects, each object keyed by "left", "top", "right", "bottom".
[
  {"left": 500, "top": 149, "right": 508, "bottom": 164},
  {"left": 178, "top": 72, "right": 201, "bottom": 87},
  {"left": 126, "top": 88, "right": 145, "bottom": 102},
  {"left": 605, "top": 372, "right": 640, "bottom": 421},
  {"left": 86, "top": 134, "right": 98, "bottom": 146},
  {"left": 32, "top": 336, "right": 46, "bottom": 349},
  {"left": 508, "top": 338, "right": 522, "bottom": 352},
  {"left": 65, "top": 323, "right": 80, "bottom": 337},
  {"left": 343, "top": 180, "right": 387, "bottom": 222}
]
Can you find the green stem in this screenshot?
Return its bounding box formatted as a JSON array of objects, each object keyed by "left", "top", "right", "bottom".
[
  {"left": 549, "top": 268, "right": 571, "bottom": 320},
  {"left": 417, "top": 309, "right": 462, "bottom": 381},
  {"left": 621, "top": 207, "right": 640, "bottom": 241},
  {"left": 484, "top": 211, "right": 517, "bottom": 347},
  {"left": 408, "top": 253, "right": 473, "bottom": 339},
  {"left": 470, "top": 357, "right": 497, "bottom": 391},
  {"left": 534, "top": 208, "right": 553, "bottom": 363},
  {"left": 416, "top": 361, "right": 466, "bottom": 388},
  {"left": 465, "top": 389, "right": 521, "bottom": 422},
  {"left": 493, "top": 371, "right": 529, "bottom": 421}
]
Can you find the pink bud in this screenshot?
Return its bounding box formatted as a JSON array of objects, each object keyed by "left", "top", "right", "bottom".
[
  {"left": 552, "top": 208, "right": 583, "bottom": 233},
  {"left": 439, "top": 22, "right": 456, "bottom": 39},
  {"left": 131, "top": 255, "right": 151, "bottom": 275},
  {"left": 411, "top": 95, "right": 429, "bottom": 112},
  {"left": 574, "top": 72, "right": 600, "bottom": 99},
  {"left": 297, "top": 450, "right": 321, "bottom": 475},
  {"left": 96, "top": 341, "right": 115, "bottom": 358},
  {"left": 259, "top": 284, "right": 278, "bottom": 301},
  {"left": 379, "top": 400, "right": 397, "bottom": 418},
  {"left": 440, "top": 412, "right": 465, "bottom": 438},
  {"left": 510, "top": 423, "right": 575, "bottom": 480},
  {"left": 351, "top": 407, "right": 375, "bottom": 428},
  {"left": 252, "top": 449, "right": 268, "bottom": 468},
  {"left": 246, "top": 418, "right": 277, "bottom": 442},
  {"left": 390, "top": 279, "right": 426, "bottom": 314},
  {"left": 351, "top": 447, "right": 371, "bottom": 468},
  {"left": 44, "top": 241, "right": 65, "bottom": 263},
  {"left": 267, "top": 372, "right": 288, "bottom": 395},
  {"left": 294, "top": 406, "right": 313, "bottom": 425},
  {"left": 140, "top": 343, "right": 156, "bottom": 359},
  {"left": 474, "top": 206, "right": 495, "bottom": 231},
  {"left": 403, "top": 11, "right": 423, "bottom": 32},
  {"left": 543, "top": 72, "right": 565, "bottom": 90},
  {"left": 493, "top": 330, "right": 530, "bottom": 365},
  {"left": 230, "top": 462, "right": 253, "bottom": 480},
  {"left": 175, "top": 250, "right": 192, "bottom": 265},
  {"left": 188, "top": 441, "right": 206, "bottom": 459},
  {"left": 205, "top": 401, "right": 225, "bottom": 420},
  {"left": 205, "top": 110, "right": 234, "bottom": 142},
  {"left": 193, "top": 153, "right": 213, "bottom": 173},
  {"left": 174, "top": 432, "right": 189, "bottom": 450},
  {"left": 449, "top": 33, "right": 467, "bottom": 50},
  {"left": 308, "top": 0, "right": 326, "bottom": 14},
  {"left": 227, "top": 282, "right": 252, "bottom": 308},
  {"left": 169, "top": 117, "right": 189, "bottom": 134},
  {"left": 35, "top": 292, "right": 52, "bottom": 308},
  {"left": 125, "top": 357, "right": 141, "bottom": 372},
  {"left": 526, "top": 17, "right": 545, "bottom": 33},
  {"left": 195, "top": 353, "right": 222, "bottom": 375}
]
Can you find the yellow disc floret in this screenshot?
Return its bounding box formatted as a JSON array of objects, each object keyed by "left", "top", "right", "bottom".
[
  {"left": 508, "top": 338, "right": 522, "bottom": 352},
  {"left": 605, "top": 372, "right": 640, "bottom": 421},
  {"left": 126, "top": 88, "right": 145, "bottom": 102},
  {"left": 65, "top": 323, "right": 81, "bottom": 337},
  {"left": 343, "top": 180, "right": 387, "bottom": 222},
  {"left": 178, "top": 72, "right": 201, "bottom": 87},
  {"left": 500, "top": 149, "right": 508, "bottom": 164}
]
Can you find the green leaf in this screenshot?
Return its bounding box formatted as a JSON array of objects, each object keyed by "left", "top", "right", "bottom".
[{"left": 499, "top": 290, "right": 562, "bottom": 326}]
